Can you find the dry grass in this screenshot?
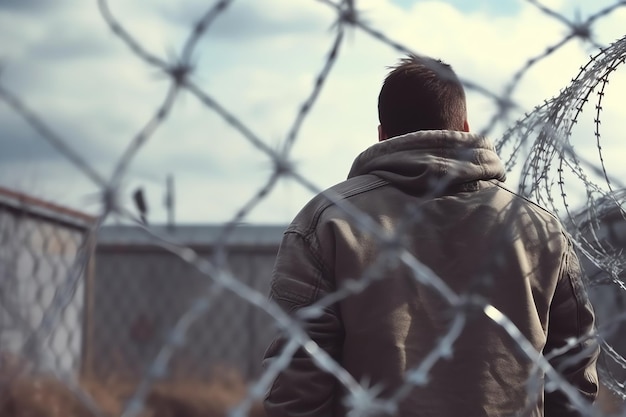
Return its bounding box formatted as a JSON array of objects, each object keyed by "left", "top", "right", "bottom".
[
  {"left": 1, "top": 357, "right": 620, "bottom": 416},
  {"left": 0, "top": 367, "right": 265, "bottom": 417}
]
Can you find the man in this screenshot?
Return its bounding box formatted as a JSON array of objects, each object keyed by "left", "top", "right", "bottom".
[{"left": 263, "top": 55, "right": 599, "bottom": 417}]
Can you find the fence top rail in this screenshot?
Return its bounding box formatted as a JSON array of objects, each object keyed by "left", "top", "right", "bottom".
[{"left": 0, "top": 186, "right": 96, "bottom": 230}]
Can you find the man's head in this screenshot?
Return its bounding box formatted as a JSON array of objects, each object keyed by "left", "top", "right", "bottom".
[{"left": 377, "top": 55, "right": 468, "bottom": 141}]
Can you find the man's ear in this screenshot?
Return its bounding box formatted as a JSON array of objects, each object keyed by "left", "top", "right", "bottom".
[
  {"left": 378, "top": 124, "right": 388, "bottom": 142},
  {"left": 463, "top": 119, "right": 470, "bottom": 132}
]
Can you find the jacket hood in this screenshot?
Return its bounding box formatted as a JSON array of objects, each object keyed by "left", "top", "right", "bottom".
[{"left": 347, "top": 130, "right": 506, "bottom": 194}]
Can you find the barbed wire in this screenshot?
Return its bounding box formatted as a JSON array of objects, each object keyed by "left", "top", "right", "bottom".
[{"left": 1, "top": 0, "right": 626, "bottom": 416}]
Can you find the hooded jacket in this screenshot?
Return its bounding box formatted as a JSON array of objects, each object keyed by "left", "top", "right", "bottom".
[{"left": 263, "top": 130, "right": 599, "bottom": 417}]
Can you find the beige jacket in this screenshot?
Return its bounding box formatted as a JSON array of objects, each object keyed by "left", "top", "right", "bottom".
[{"left": 263, "top": 131, "right": 599, "bottom": 417}]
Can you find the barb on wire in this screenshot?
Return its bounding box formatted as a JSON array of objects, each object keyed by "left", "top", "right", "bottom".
[
  {"left": 165, "top": 0, "right": 237, "bottom": 88},
  {"left": 524, "top": 0, "right": 572, "bottom": 26},
  {"left": 179, "top": 0, "right": 236, "bottom": 65},
  {"left": 97, "top": 0, "right": 167, "bottom": 70},
  {"left": 587, "top": 1, "right": 626, "bottom": 26},
  {"left": 495, "top": 1, "right": 626, "bottom": 138},
  {"left": 315, "top": 0, "right": 505, "bottom": 103},
  {"left": 183, "top": 79, "right": 276, "bottom": 156},
  {"left": 593, "top": 63, "right": 617, "bottom": 195}
]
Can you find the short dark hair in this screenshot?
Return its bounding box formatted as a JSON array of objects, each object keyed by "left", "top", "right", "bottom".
[{"left": 378, "top": 55, "right": 467, "bottom": 138}]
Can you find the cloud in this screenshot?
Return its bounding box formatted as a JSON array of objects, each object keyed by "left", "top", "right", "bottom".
[
  {"left": 394, "top": 0, "right": 523, "bottom": 15},
  {"left": 156, "top": 0, "right": 333, "bottom": 40},
  {"left": 1, "top": 0, "right": 624, "bottom": 224},
  {"left": 0, "top": 0, "right": 61, "bottom": 13},
  {"left": 0, "top": 2, "right": 116, "bottom": 63},
  {"left": 0, "top": 116, "right": 64, "bottom": 163}
]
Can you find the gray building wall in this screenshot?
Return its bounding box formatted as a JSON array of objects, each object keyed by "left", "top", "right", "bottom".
[{"left": 88, "top": 224, "right": 285, "bottom": 381}]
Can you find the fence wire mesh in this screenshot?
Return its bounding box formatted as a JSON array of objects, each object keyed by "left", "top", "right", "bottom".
[{"left": 1, "top": 0, "right": 626, "bottom": 416}]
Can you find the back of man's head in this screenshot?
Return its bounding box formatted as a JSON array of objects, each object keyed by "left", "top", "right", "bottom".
[{"left": 378, "top": 55, "right": 468, "bottom": 139}]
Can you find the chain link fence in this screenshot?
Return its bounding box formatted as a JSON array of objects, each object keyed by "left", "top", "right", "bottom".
[
  {"left": 1, "top": 0, "right": 626, "bottom": 416},
  {"left": 0, "top": 187, "right": 95, "bottom": 413}
]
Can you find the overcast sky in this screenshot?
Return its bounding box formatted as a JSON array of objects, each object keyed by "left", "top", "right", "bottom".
[{"left": 1, "top": 0, "right": 625, "bottom": 225}]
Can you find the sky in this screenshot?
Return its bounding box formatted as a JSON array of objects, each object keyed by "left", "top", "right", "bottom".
[{"left": 0, "top": 0, "right": 625, "bottom": 225}]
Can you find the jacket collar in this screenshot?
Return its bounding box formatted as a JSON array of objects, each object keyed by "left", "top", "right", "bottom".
[{"left": 347, "top": 130, "right": 506, "bottom": 194}]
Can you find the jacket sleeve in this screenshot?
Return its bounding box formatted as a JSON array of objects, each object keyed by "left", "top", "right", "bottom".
[
  {"left": 544, "top": 241, "right": 600, "bottom": 417},
  {"left": 262, "top": 231, "right": 343, "bottom": 417}
]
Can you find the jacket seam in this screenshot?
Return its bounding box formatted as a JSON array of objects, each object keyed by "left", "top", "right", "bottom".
[
  {"left": 282, "top": 230, "right": 328, "bottom": 300},
  {"left": 281, "top": 178, "right": 389, "bottom": 300},
  {"left": 554, "top": 240, "right": 583, "bottom": 340},
  {"left": 272, "top": 288, "right": 313, "bottom": 307},
  {"left": 566, "top": 244, "right": 584, "bottom": 338},
  {"left": 301, "top": 178, "right": 389, "bottom": 237},
  {"left": 491, "top": 181, "right": 561, "bottom": 222}
]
